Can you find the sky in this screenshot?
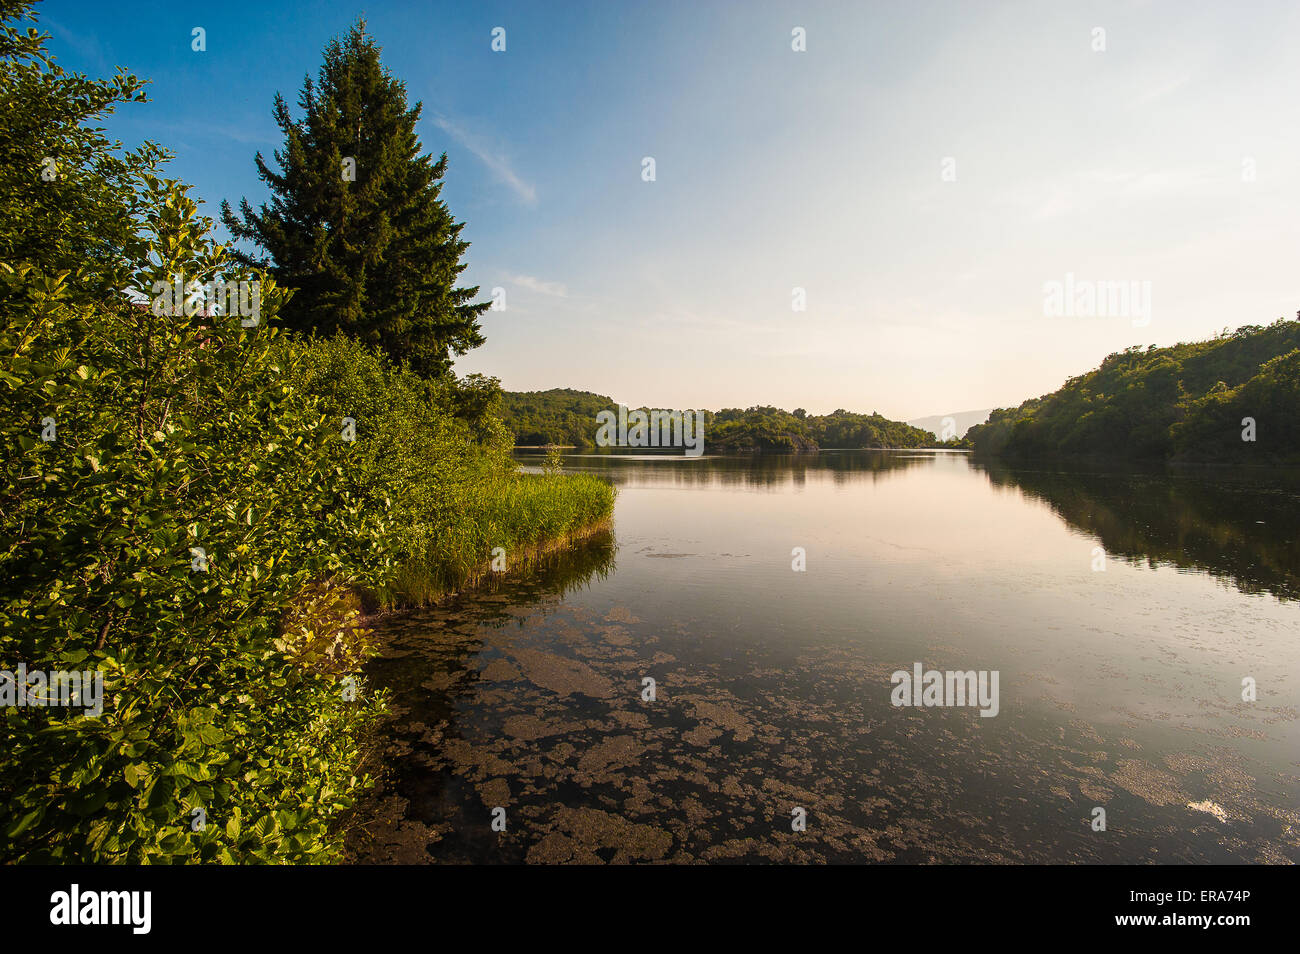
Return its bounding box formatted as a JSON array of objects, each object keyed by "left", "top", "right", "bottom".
[{"left": 37, "top": 0, "right": 1300, "bottom": 420}]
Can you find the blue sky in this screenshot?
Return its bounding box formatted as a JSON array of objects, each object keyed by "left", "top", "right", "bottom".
[{"left": 38, "top": 0, "right": 1300, "bottom": 419}]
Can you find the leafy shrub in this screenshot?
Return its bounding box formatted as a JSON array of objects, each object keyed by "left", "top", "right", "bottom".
[
  {"left": 0, "top": 181, "right": 392, "bottom": 862},
  {"left": 286, "top": 335, "right": 615, "bottom": 607}
]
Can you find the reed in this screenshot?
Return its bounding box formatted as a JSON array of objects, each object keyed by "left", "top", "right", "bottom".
[{"left": 380, "top": 472, "right": 616, "bottom": 607}]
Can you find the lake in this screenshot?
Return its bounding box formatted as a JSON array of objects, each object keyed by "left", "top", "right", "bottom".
[{"left": 344, "top": 449, "right": 1300, "bottom": 864}]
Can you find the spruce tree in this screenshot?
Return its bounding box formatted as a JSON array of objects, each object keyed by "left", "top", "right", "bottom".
[{"left": 221, "top": 20, "right": 487, "bottom": 376}]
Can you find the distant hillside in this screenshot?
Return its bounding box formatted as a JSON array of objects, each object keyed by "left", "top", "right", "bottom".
[
  {"left": 708, "top": 406, "right": 939, "bottom": 452},
  {"left": 502, "top": 388, "right": 616, "bottom": 446},
  {"left": 967, "top": 318, "right": 1300, "bottom": 462},
  {"left": 908, "top": 409, "right": 991, "bottom": 440},
  {"left": 500, "top": 390, "right": 954, "bottom": 451}
]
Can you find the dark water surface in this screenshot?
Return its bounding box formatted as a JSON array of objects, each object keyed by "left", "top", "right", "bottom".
[{"left": 344, "top": 450, "right": 1300, "bottom": 864}]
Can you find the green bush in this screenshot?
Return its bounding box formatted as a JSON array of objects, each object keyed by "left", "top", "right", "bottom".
[
  {"left": 1171, "top": 349, "right": 1300, "bottom": 460},
  {"left": 0, "top": 181, "right": 392, "bottom": 862},
  {"left": 286, "top": 335, "right": 615, "bottom": 608}
]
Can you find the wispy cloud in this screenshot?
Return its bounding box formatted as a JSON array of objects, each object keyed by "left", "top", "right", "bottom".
[
  {"left": 433, "top": 116, "right": 537, "bottom": 205},
  {"left": 1130, "top": 73, "right": 1192, "bottom": 109},
  {"left": 40, "top": 16, "right": 110, "bottom": 73},
  {"left": 506, "top": 273, "right": 567, "bottom": 297}
]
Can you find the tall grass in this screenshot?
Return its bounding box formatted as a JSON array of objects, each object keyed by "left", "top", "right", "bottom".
[
  {"left": 386, "top": 471, "right": 615, "bottom": 605},
  {"left": 285, "top": 334, "right": 617, "bottom": 609}
]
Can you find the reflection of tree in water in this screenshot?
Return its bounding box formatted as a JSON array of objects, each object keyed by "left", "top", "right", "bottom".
[
  {"left": 548, "top": 448, "right": 937, "bottom": 491},
  {"left": 363, "top": 526, "right": 617, "bottom": 718},
  {"left": 347, "top": 465, "right": 1300, "bottom": 864},
  {"left": 462, "top": 527, "right": 617, "bottom": 606},
  {"left": 975, "top": 460, "right": 1300, "bottom": 602}
]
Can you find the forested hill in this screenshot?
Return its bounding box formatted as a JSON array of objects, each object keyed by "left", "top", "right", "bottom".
[
  {"left": 706, "top": 406, "right": 940, "bottom": 451},
  {"left": 966, "top": 318, "right": 1300, "bottom": 462},
  {"left": 502, "top": 389, "right": 948, "bottom": 451},
  {"left": 502, "top": 388, "right": 620, "bottom": 446}
]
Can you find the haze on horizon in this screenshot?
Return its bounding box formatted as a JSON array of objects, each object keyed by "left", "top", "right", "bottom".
[{"left": 43, "top": 0, "right": 1300, "bottom": 421}]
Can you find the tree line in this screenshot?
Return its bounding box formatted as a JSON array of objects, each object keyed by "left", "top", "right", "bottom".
[
  {"left": 967, "top": 318, "right": 1300, "bottom": 462},
  {"left": 503, "top": 390, "right": 963, "bottom": 451}
]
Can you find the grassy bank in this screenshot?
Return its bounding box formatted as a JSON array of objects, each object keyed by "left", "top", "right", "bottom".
[
  {"left": 0, "top": 224, "right": 616, "bottom": 863},
  {"left": 383, "top": 480, "right": 615, "bottom": 607},
  {"left": 283, "top": 335, "right": 617, "bottom": 610}
]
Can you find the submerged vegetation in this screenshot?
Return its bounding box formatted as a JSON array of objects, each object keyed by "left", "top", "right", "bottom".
[
  {"left": 0, "top": 1, "right": 611, "bottom": 863},
  {"left": 3, "top": 0, "right": 1291, "bottom": 870},
  {"left": 968, "top": 318, "right": 1300, "bottom": 462}
]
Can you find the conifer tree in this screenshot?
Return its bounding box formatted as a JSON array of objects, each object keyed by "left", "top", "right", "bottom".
[{"left": 221, "top": 20, "right": 487, "bottom": 376}]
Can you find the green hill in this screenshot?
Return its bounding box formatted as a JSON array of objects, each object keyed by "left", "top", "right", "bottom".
[
  {"left": 502, "top": 388, "right": 618, "bottom": 447},
  {"left": 967, "top": 317, "right": 1300, "bottom": 462},
  {"left": 707, "top": 406, "right": 939, "bottom": 451}
]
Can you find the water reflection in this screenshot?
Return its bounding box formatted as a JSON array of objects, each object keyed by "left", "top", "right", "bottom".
[
  {"left": 346, "top": 452, "right": 1300, "bottom": 864},
  {"left": 516, "top": 446, "right": 944, "bottom": 491},
  {"left": 975, "top": 460, "right": 1300, "bottom": 602}
]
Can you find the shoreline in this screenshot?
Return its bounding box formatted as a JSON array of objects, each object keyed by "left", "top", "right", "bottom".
[{"left": 358, "top": 515, "right": 615, "bottom": 624}]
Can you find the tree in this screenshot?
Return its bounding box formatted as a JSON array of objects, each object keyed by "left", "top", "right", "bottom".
[
  {"left": 221, "top": 19, "right": 487, "bottom": 376},
  {"left": 0, "top": 0, "right": 166, "bottom": 303}
]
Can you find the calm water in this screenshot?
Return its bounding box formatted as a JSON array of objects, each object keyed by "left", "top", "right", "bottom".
[{"left": 345, "top": 450, "right": 1300, "bottom": 864}]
